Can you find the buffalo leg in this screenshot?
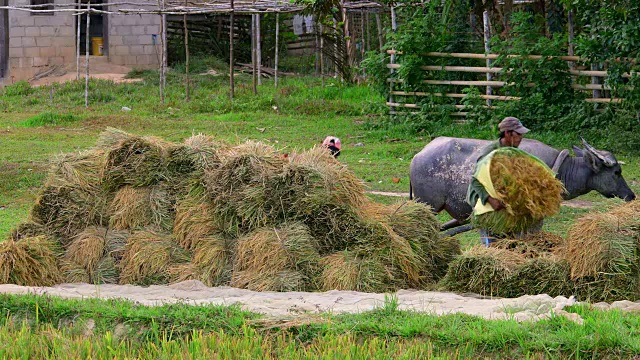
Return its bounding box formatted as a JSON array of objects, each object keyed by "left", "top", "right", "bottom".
[{"left": 441, "top": 219, "right": 464, "bottom": 231}]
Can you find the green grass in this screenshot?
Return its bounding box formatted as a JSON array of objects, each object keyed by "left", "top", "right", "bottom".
[
  {"left": 0, "top": 65, "right": 640, "bottom": 358},
  {"left": 0, "top": 68, "right": 638, "bottom": 242},
  {"left": 0, "top": 293, "right": 639, "bottom": 358}
]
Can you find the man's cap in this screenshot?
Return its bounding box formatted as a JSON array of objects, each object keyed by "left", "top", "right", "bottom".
[{"left": 498, "top": 117, "right": 529, "bottom": 134}]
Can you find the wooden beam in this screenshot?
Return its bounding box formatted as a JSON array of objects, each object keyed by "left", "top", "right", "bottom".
[
  {"left": 390, "top": 91, "right": 521, "bottom": 101},
  {"left": 386, "top": 63, "right": 633, "bottom": 78}
]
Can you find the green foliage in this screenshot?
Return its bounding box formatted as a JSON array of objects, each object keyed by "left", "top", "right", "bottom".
[
  {"left": 19, "top": 113, "right": 80, "bottom": 128},
  {"left": 3, "top": 81, "right": 32, "bottom": 97}
]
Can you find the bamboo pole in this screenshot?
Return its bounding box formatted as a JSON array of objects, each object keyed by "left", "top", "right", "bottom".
[
  {"left": 257, "top": 13, "right": 261, "bottom": 85},
  {"left": 385, "top": 63, "right": 632, "bottom": 77},
  {"left": 229, "top": 0, "right": 234, "bottom": 99},
  {"left": 360, "top": 10, "right": 365, "bottom": 60},
  {"left": 365, "top": 12, "right": 370, "bottom": 52},
  {"left": 388, "top": 5, "right": 396, "bottom": 111},
  {"left": 389, "top": 91, "right": 521, "bottom": 100},
  {"left": 483, "top": 10, "right": 492, "bottom": 106},
  {"left": 183, "top": 0, "right": 190, "bottom": 101},
  {"left": 251, "top": 13, "right": 257, "bottom": 95},
  {"left": 568, "top": 9, "right": 575, "bottom": 70},
  {"left": 315, "top": 21, "right": 320, "bottom": 74},
  {"left": 320, "top": 23, "right": 324, "bottom": 87},
  {"left": 162, "top": 12, "right": 167, "bottom": 89},
  {"left": 84, "top": 1, "right": 90, "bottom": 108},
  {"left": 333, "top": 18, "right": 338, "bottom": 77},
  {"left": 274, "top": 11, "right": 279, "bottom": 88},
  {"left": 375, "top": 12, "right": 382, "bottom": 50},
  {"left": 157, "top": 0, "right": 165, "bottom": 103},
  {"left": 385, "top": 50, "right": 582, "bottom": 62},
  {"left": 76, "top": 9, "right": 81, "bottom": 80}
]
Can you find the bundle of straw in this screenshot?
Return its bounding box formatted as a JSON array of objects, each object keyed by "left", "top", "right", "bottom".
[
  {"left": 64, "top": 226, "right": 107, "bottom": 279},
  {"left": 565, "top": 212, "right": 638, "bottom": 279},
  {"left": 102, "top": 136, "right": 172, "bottom": 190},
  {"left": 173, "top": 184, "right": 218, "bottom": 250},
  {"left": 439, "top": 246, "right": 527, "bottom": 297},
  {"left": 231, "top": 223, "right": 320, "bottom": 291},
  {"left": 119, "top": 230, "right": 190, "bottom": 285},
  {"left": 320, "top": 250, "right": 391, "bottom": 292},
  {"left": 31, "top": 185, "right": 110, "bottom": 241},
  {"left": 0, "top": 236, "right": 62, "bottom": 286},
  {"left": 473, "top": 148, "right": 563, "bottom": 235},
  {"left": 9, "top": 222, "right": 47, "bottom": 241}
]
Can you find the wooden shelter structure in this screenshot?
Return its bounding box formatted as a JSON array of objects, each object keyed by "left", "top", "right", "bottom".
[{"left": 1, "top": 0, "right": 388, "bottom": 105}]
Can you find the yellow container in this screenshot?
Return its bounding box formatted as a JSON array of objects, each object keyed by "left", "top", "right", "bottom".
[{"left": 91, "top": 37, "right": 104, "bottom": 56}]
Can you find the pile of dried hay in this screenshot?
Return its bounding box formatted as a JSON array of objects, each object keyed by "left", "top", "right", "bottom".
[
  {"left": 442, "top": 202, "right": 640, "bottom": 302},
  {"left": 472, "top": 148, "right": 564, "bottom": 235},
  {"left": 3, "top": 128, "right": 447, "bottom": 292},
  {"left": 563, "top": 201, "right": 640, "bottom": 302}
]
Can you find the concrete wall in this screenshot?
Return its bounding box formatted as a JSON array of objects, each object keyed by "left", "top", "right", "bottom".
[
  {"left": 5, "top": 0, "right": 160, "bottom": 82},
  {"left": 107, "top": 6, "right": 161, "bottom": 69},
  {"left": 7, "top": 0, "right": 75, "bottom": 81}
]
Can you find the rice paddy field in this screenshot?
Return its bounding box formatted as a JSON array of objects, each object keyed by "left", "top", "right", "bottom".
[{"left": 1, "top": 66, "right": 640, "bottom": 358}]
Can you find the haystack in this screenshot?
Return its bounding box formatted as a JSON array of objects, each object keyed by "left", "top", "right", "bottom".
[
  {"left": 504, "top": 257, "right": 574, "bottom": 298},
  {"left": 173, "top": 184, "right": 218, "bottom": 250},
  {"left": 320, "top": 251, "right": 391, "bottom": 292},
  {"left": 203, "top": 141, "right": 288, "bottom": 236},
  {"left": 565, "top": 212, "right": 638, "bottom": 279},
  {"left": 9, "top": 222, "right": 47, "bottom": 241},
  {"left": 439, "top": 246, "right": 527, "bottom": 297},
  {"left": 167, "top": 134, "right": 225, "bottom": 174},
  {"left": 64, "top": 226, "right": 107, "bottom": 278},
  {"left": 472, "top": 148, "right": 563, "bottom": 235},
  {"left": 0, "top": 236, "right": 62, "bottom": 286},
  {"left": 119, "top": 230, "right": 190, "bottom": 285},
  {"left": 30, "top": 185, "right": 110, "bottom": 241},
  {"left": 169, "top": 235, "right": 230, "bottom": 286},
  {"left": 102, "top": 134, "right": 173, "bottom": 190},
  {"left": 109, "top": 185, "right": 174, "bottom": 231},
  {"left": 46, "top": 150, "right": 106, "bottom": 189},
  {"left": 231, "top": 223, "right": 320, "bottom": 291}
]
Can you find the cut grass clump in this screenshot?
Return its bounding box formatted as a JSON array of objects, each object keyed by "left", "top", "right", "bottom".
[{"left": 19, "top": 113, "right": 80, "bottom": 127}]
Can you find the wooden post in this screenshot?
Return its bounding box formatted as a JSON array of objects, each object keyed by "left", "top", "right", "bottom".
[
  {"left": 389, "top": 5, "right": 397, "bottom": 109},
  {"left": 366, "top": 12, "right": 370, "bottom": 53},
  {"left": 85, "top": 2, "right": 90, "bottom": 108},
  {"left": 315, "top": 21, "right": 320, "bottom": 74},
  {"left": 360, "top": 11, "right": 365, "bottom": 60},
  {"left": 251, "top": 13, "right": 257, "bottom": 95},
  {"left": 157, "top": 0, "right": 165, "bottom": 103},
  {"left": 483, "top": 10, "right": 492, "bottom": 106},
  {"left": 183, "top": 0, "right": 190, "bottom": 101},
  {"left": 375, "top": 13, "right": 383, "bottom": 50},
  {"left": 341, "top": 0, "right": 351, "bottom": 71},
  {"left": 76, "top": 10, "right": 81, "bottom": 80},
  {"left": 333, "top": 18, "right": 338, "bottom": 77},
  {"left": 320, "top": 23, "right": 324, "bottom": 87},
  {"left": 257, "top": 14, "right": 262, "bottom": 85},
  {"left": 274, "top": 12, "right": 279, "bottom": 88},
  {"left": 568, "top": 9, "right": 575, "bottom": 71},
  {"left": 229, "top": 0, "right": 234, "bottom": 99},
  {"left": 162, "top": 12, "right": 167, "bottom": 90}
]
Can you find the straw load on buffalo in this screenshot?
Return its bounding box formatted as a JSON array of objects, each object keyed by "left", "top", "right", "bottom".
[
  {"left": 471, "top": 148, "right": 564, "bottom": 235},
  {"left": 1, "top": 128, "right": 455, "bottom": 292},
  {"left": 441, "top": 201, "right": 640, "bottom": 302}
]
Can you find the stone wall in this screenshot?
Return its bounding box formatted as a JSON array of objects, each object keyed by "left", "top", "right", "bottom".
[{"left": 4, "top": 0, "right": 160, "bottom": 82}]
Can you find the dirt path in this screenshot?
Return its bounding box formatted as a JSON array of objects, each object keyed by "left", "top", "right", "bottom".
[{"left": 0, "top": 281, "right": 597, "bottom": 323}]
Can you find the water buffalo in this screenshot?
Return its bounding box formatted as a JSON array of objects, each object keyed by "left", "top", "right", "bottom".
[{"left": 410, "top": 137, "right": 636, "bottom": 230}]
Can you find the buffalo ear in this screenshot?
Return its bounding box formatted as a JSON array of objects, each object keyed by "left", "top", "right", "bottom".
[
  {"left": 572, "top": 145, "right": 584, "bottom": 157},
  {"left": 583, "top": 149, "right": 603, "bottom": 172}
]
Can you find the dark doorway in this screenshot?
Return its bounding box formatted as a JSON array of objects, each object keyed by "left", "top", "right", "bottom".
[
  {"left": 0, "top": 0, "right": 8, "bottom": 79},
  {"left": 76, "top": 0, "right": 108, "bottom": 56}
]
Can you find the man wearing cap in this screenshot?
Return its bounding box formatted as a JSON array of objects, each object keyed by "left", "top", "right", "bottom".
[{"left": 466, "top": 116, "right": 530, "bottom": 246}]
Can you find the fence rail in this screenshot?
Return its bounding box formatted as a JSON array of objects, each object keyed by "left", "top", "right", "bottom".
[{"left": 387, "top": 51, "right": 631, "bottom": 116}]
